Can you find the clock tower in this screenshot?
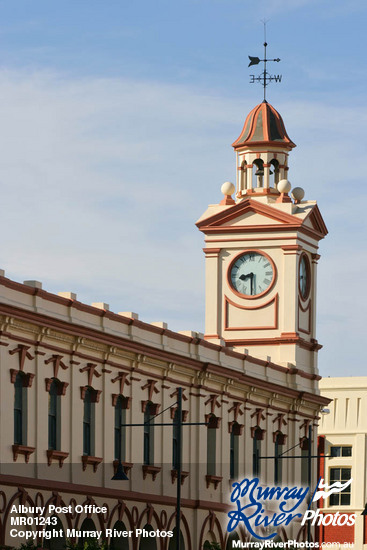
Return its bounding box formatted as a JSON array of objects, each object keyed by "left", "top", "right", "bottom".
[{"left": 197, "top": 101, "right": 327, "bottom": 374}]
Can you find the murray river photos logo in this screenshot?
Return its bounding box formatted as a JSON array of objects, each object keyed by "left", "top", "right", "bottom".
[{"left": 227, "top": 477, "right": 355, "bottom": 540}]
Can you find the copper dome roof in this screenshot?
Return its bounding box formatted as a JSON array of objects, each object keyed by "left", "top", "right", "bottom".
[{"left": 232, "top": 101, "right": 296, "bottom": 150}]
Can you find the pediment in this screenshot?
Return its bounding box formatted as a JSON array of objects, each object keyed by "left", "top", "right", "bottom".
[
  {"left": 196, "top": 199, "right": 301, "bottom": 230},
  {"left": 196, "top": 198, "right": 328, "bottom": 240},
  {"left": 303, "top": 205, "right": 328, "bottom": 237}
]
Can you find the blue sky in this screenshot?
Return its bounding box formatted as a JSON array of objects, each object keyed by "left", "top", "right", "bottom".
[{"left": 0, "top": 0, "right": 366, "bottom": 376}]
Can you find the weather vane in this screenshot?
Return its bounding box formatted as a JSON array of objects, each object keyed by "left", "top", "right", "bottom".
[{"left": 248, "top": 21, "right": 282, "bottom": 101}]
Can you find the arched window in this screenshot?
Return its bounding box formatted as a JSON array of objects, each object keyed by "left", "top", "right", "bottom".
[
  {"left": 48, "top": 380, "right": 61, "bottom": 450},
  {"left": 253, "top": 159, "right": 264, "bottom": 188},
  {"left": 168, "top": 528, "right": 185, "bottom": 550},
  {"left": 230, "top": 422, "right": 240, "bottom": 480},
  {"left": 252, "top": 427, "right": 262, "bottom": 477},
  {"left": 226, "top": 532, "right": 240, "bottom": 550},
  {"left": 240, "top": 160, "right": 248, "bottom": 192},
  {"left": 78, "top": 518, "right": 96, "bottom": 548},
  {"left": 138, "top": 524, "right": 157, "bottom": 550},
  {"left": 43, "top": 516, "right": 66, "bottom": 550},
  {"left": 274, "top": 433, "right": 284, "bottom": 485},
  {"left": 207, "top": 414, "right": 217, "bottom": 476},
  {"left": 269, "top": 158, "right": 280, "bottom": 188},
  {"left": 203, "top": 536, "right": 219, "bottom": 550},
  {"left": 83, "top": 388, "right": 95, "bottom": 456},
  {"left": 114, "top": 396, "right": 126, "bottom": 461},
  {"left": 144, "top": 402, "right": 154, "bottom": 465},
  {"left": 14, "top": 373, "right": 27, "bottom": 445},
  {"left": 110, "top": 520, "right": 129, "bottom": 550}
]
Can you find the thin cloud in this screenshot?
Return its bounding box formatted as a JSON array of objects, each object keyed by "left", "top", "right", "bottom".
[{"left": 0, "top": 68, "right": 365, "bottom": 375}]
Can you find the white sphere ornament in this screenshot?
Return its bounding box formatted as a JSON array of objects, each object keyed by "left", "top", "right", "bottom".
[
  {"left": 221, "top": 181, "right": 235, "bottom": 196},
  {"left": 277, "top": 179, "right": 291, "bottom": 194},
  {"left": 291, "top": 187, "right": 305, "bottom": 202}
]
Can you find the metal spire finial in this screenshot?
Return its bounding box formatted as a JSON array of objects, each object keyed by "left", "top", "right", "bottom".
[{"left": 248, "top": 21, "right": 282, "bottom": 101}]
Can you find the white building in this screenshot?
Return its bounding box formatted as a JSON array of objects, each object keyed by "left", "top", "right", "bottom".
[{"left": 318, "top": 377, "right": 367, "bottom": 548}]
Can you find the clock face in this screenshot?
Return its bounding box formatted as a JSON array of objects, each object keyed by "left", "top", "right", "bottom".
[
  {"left": 230, "top": 251, "right": 275, "bottom": 297},
  {"left": 299, "top": 254, "right": 310, "bottom": 300}
]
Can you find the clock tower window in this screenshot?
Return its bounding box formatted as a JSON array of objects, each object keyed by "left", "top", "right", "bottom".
[
  {"left": 270, "top": 158, "right": 280, "bottom": 186},
  {"left": 253, "top": 159, "right": 264, "bottom": 188}
]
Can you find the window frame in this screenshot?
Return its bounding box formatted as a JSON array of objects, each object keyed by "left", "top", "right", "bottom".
[
  {"left": 172, "top": 409, "right": 179, "bottom": 470},
  {"left": 328, "top": 467, "right": 352, "bottom": 506},
  {"left": 330, "top": 445, "right": 352, "bottom": 458},
  {"left": 230, "top": 422, "right": 239, "bottom": 480},
  {"left": 48, "top": 379, "right": 61, "bottom": 451},
  {"left": 83, "top": 388, "right": 95, "bottom": 456},
  {"left": 114, "top": 395, "right": 126, "bottom": 462},
  {"left": 252, "top": 427, "right": 262, "bottom": 478},
  {"left": 14, "top": 373, "right": 27, "bottom": 445},
  {"left": 274, "top": 433, "right": 283, "bottom": 485},
  {"left": 207, "top": 414, "right": 217, "bottom": 476},
  {"left": 143, "top": 402, "right": 154, "bottom": 466}
]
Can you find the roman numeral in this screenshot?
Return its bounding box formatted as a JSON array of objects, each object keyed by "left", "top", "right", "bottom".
[{"left": 263, "top": 279, "right": 271, "bottom": 285}]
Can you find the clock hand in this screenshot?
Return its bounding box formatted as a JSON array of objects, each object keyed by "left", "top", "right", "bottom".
[{"left": 239, "top": 272, "right": 254, "bottom": 281}]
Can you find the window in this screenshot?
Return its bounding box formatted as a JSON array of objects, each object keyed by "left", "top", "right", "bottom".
[
  {"left": 172, "top": 409, "right": 179, "bottom": 469},
  {"left": 270, "top": 158, "right": 280, "bottom": 186},
  {"left": 43, "top": 516, "right": 66, "bottom": 550},
  {"left": 83, "top": 388, "right": 95, "bottom": 456},
  {"left": 114, "top": 396, "right": 126, "bottom": 461},
  {"left": 110, "top": 521, "right": 129, "bottom": 550},
  {"left": 139, "top": 525, "right": 157, "bottom": 550},
  {"left": 274, "top": 433, "right": 283, "bottom": 485},
  {"left": 48, "top": 380, "right": 61, "bottom": 450},
  {"left": 79, "top": 519, "right": 96, "bottom": 548},
  {"left": 301, "top": 438, "right": 309, "bottom": 486},
  {"left": 168, "top": 528, "right": 185, "bottom": 550},
  {"left": 14, "top": 373, "right": 27, "bottom": 445},
  {"left": 226, "top": 533, "right": 239, "bottom": 550},
  {"left": 230, "top": 423, "right": 239, "bottom": 480},
  {"left": 207, "top": 415, "right": 217, "bottom": 476},
  {"left": 252, "top": 428, "right": 262, "bottom": 477},
  {"left": 143, "top": 402, "right": 154, "bottom": 465},
  {"left": 330, "top": 446, "right": 352, "bottom": 457},
  {"left": 253, "top": 158, "right": 264, "bottom": 188},
  {"left": 329, "top": 468, "right": 352, "bottom": 506}
]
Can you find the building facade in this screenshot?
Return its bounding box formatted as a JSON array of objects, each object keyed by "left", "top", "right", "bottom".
[
  {"left": 318, "top": 377, "right": 367, "bottom": 548},
  {"left": 0, "top": 101, "right": 329, "bottom": 549}
]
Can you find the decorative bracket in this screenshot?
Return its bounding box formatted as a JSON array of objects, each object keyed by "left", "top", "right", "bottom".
[
  {"left": 142, "top": 465, "right": 161, "bottom": 481},
  {"left": 171, "top": 469, "right": 189, "bottom": 485},
  {"left": 82, "top": 455, "right": 103, "bottom": 472},
  {"left": 9, "top": 345, "right": 34, "bottom": 371},
  {"left": 205, "top": 475, "right": 222, "bottom": 490},
  {"left": 79, "top": 363, "right": 101, "bottom": 387},
  {"left": 12, "top": 445, "right": 35, "bottom": 463},
  {"left": 141, "top": 379, "right": 159, "bottom": 401},
  {"left": 45, "top": 355, "right": 68, "bottom": 378},
  {"left": 111, "top": 372, "right": 131, "bottom": 395},
  {"left": 47, "top": 450, "right": 69, "bottom": 467}
]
